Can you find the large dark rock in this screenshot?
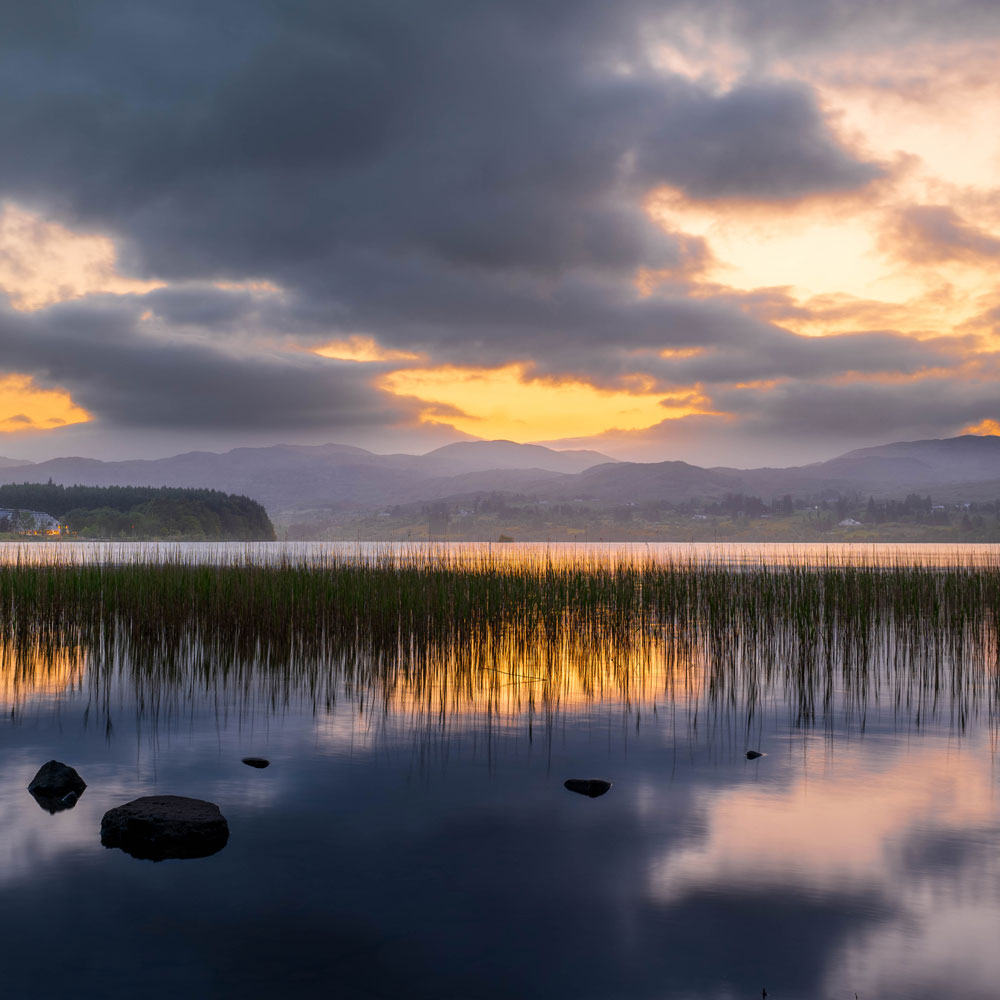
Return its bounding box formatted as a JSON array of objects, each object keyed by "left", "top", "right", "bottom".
[
  {"left": 100, "top": 795, "right": 229, "bottom": 861},
  {"left": 241, "top": 757, "right": 270, "bottom": 769},
  {"left": 27, "top": 760, "right": 87, "bottom": 813},
  {"left": 564, "top": 778, "right": 612, "bottom": 798}
]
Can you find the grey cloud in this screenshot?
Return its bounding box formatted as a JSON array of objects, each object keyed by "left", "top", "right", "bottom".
[
  {"left": 658, "top": 0, "right": 1000, "bottom": 61},
  {"left": 0, "top": 299, "right": 416, "bottom": 432},
  {"left": 133, "top": 274, "right": 969, "bottom": 406},
  {"left": 714, "top": 375, "right": 1000, "bottom": 438},
  {"left": 885, "top": 205, "right": 1000, "bottom": 265},
  {"left": 0, "top": 0, "right": 878, "bottom": 290},
  {"left": 638, "top": 330, "right": 969, "bottom": 387},
  {"left": 635, "top": 82, "right": 883, "bottom": 201}
]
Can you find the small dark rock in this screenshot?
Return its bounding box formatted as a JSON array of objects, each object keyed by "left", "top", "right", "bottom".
[
  {"left": 101, "top": 795, "right": 230, "bottom": 861},
  {"left": 564, "top": 778, "right": 612, "bottom": 798},
  {"left": 745, "top": 750, "right": 765, "bottom": 760},
  {"left": 241, "top": 757, "right": 270, "bottom": 769},
  {"left": 28, "top": 760, "right": 87, "bottom": 813}
]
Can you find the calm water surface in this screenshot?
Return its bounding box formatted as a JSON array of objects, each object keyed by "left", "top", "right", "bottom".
[
  {"left": 1, "top": 539, "right": 999, "bottom": 566},
  {"left": 1, "top": 544, "right": 999, "bottom": 998}
]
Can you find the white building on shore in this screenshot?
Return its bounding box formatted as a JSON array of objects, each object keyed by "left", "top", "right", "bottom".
[{"left": 0, "top": 509, "right": 64, "bottom": 534}]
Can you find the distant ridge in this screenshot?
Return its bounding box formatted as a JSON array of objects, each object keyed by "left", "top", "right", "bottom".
[
  {"left": 0, "top": 456, "right": 33, "bottom": 469},
  {"left": 418, "top": 440, "right": 614, "bottom": 475},
  {"left": 0, "top": 440, "right": 615, "bottom": 515},
  {"left": 0, "top": 434, "right": 997, "bottom": 517}
]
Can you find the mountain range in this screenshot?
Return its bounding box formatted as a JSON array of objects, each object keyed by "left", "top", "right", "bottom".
[{"left": 1, "top": 435, "right": 999, "bottom": 521}]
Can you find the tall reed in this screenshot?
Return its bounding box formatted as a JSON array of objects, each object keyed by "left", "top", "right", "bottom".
[{"left": 1, "top": 546, "right": 998, "bottom": 734}]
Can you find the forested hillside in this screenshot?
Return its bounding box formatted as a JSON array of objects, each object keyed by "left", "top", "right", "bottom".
[{"left": 0, "top": 484, "right": 275, "bottom": 541}]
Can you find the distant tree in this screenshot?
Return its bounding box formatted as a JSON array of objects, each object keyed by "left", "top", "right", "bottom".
[
  {"left": 11, "top": 509, "right": 35, "bottom": 533},
  {"left": 427, "top": 501, "right": 450, "bottom": 537},
  {"left": 0, "top": 484, "right": 275, "bottom": 540}
]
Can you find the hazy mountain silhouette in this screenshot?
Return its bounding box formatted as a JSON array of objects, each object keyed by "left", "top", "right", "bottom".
[
  {"left": 1, "top": 435, "right": 997, "bottom": 517},
  {"left": 0, "top": 440, "right": 611, "bottom": 514},
  {"left": 0, "top": 456, "right": 33, "bottom": 469},
  {"left": 415, "top": 441, "right": 610, "bottom": 475},
  {"left": 555, "top": 435, "right": 1000, "bottom": 504}
]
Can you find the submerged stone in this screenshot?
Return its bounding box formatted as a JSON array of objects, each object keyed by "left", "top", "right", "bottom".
[
  {"left": 564, "top": 778, "right": 612, "bottom": 798},
  {"left": 745, "top": 750, "right": 765, "bottom": 760},
  {"left": 241, "top": 757, "right": 270, "bottom": 768},
  {"left": 100, "top": 795, "right": 230, "bottom": 861},
  {"left": 28, "top": 760, "right": 87, "bottom": 813}
]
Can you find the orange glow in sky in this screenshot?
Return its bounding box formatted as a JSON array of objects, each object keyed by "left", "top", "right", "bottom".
[
  {"left": 379, "top": 363, "right": 706, "bottom": 440},
  {"left": 315, "top": 336, "right": 422, "bottom": 363},
  {"left": 0, "top": 374, "right": 91, "bottom": 432},
  {"left": 963, "top": 418, "right": 1000, "bottom": 436}
]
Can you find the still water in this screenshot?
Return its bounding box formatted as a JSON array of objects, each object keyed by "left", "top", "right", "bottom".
[
  {"left": 1, "top": 545, "right": 999, "bottom": 998},
  {"left": 2, "top": 539, "right": 1000, "bottom": 566}
]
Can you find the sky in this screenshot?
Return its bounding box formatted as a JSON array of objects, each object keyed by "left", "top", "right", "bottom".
[{"left": 1, "top": 0, "right": 999, "bottom": 467}]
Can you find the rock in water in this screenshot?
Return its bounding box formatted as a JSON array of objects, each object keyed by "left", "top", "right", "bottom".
[
  {"left": 27, "top": 760, "right": 87, "bottom": 813},
  {"left": 564, "top": 778, "right": 612, "bottom": 798},
  {"left": 101, "top": 795, "right": 230, "bottom": 861},
  {"left": 745, "top": 750, "right": 765, "bottom": 760},
  {"left": 241, "top": 757, "right": 270, "bottom": 769}
]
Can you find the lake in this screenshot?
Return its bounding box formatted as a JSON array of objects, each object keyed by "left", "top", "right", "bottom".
[
  {"left": 1, "top": 544, "right": 998, "bottom": 998},
  {"left": 2, "top": 538, "right": 1000, "bottom": 566}
]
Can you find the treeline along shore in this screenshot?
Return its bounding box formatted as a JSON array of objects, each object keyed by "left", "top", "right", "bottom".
[{"left": 0, "top": 484, "right": 275, "bottom": 541}]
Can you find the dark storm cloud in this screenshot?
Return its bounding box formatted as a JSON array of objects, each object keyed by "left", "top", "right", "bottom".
[
  {"left": 0, "top": 3, "right": 878, "bottom": 278},
  {"left": 634, "top": 82, "right": 883, "bottom": 201},
  {"left": 0, "top": 298, "right": 416, "bottom": 431},
  {"left": 0, "top": 0, "right": 982, "bottom": 445}
]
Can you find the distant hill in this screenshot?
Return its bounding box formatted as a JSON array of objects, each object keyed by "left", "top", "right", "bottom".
[
  {"left": 0, "top": 440, "right": 614, "bottom": 516},
  {"left": 822, "top": 435, "right": 1000, "bottom": 484},
  {"left": 0, "top": 456, "right": 32, "bottom": 469},
  {"left": 535, "top": 435, "right": 1000, "bottom": 505},
  {"left": 563, "top": 460, "right": 742, "bottom": 502},
  {"left": 416, "top": 440, "right": 613, "bottom": 475},
  {"left": 2, "top": 434, "right": 998, "bottom": 520}
]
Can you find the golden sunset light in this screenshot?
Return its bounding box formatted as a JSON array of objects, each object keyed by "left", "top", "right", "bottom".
[
  {"left": 379, "top": 364, "right": 708, "bottom": 440},
  {"left": 0, "top": 642, "right": 85, "bottom": 703},
  {"left": 315, "top": 336, "right": 422, "bottom": 363},
  {"left": 0, "top": 374, "right": 91, "bottom": 432}
]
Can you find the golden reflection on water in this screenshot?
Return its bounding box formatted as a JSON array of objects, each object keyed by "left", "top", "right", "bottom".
[
  {"left": 4, "top": 613, "right": 999, "bottom": 741},
  {"left": 2, "top": 540, "right": 1000, "bottom": 568},
  {"left": 370, "top": 625, "right": 707, "bottom": 727},
  {"left": 0, "top": 641, "right": 86, "bottom": 705}
]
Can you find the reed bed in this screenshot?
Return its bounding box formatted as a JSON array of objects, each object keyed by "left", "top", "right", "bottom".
[{"left": 1, "top": 545, "right": 999, "bottom": 733}]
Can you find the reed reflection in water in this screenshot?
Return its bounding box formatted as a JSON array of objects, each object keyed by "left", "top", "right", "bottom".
[{"left": 2, "top": 549, "right": 998, "bottom": 745}]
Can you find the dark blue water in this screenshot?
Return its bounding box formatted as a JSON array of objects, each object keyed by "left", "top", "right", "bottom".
[{"left": 2, "top": 649, "right": 997, "bottom": 1000}]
